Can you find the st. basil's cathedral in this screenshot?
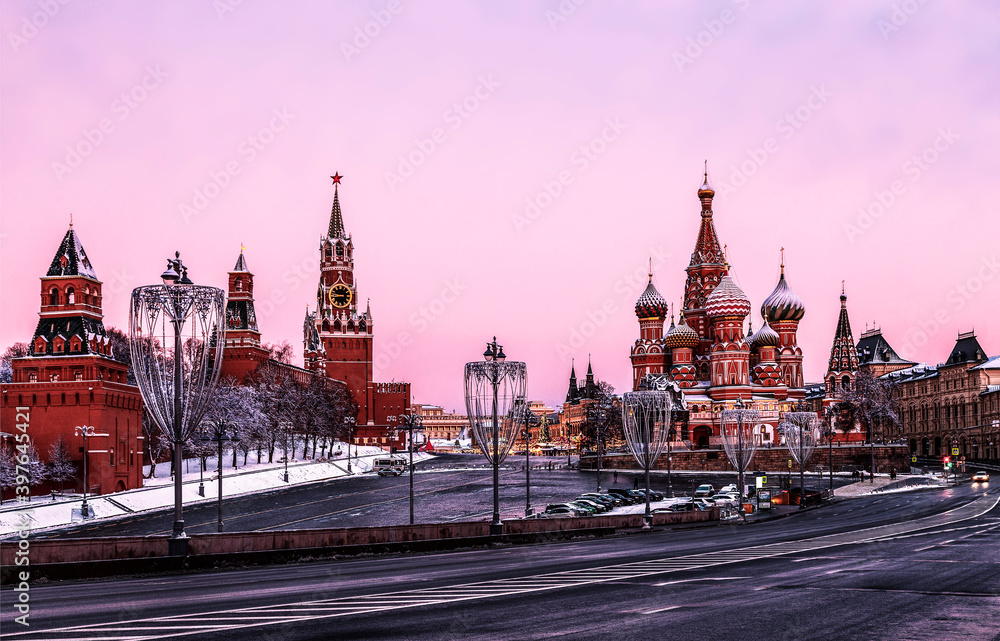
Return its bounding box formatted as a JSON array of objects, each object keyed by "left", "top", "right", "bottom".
[{"left": 630, "top": 169, "right": 807, "bottom": 448}]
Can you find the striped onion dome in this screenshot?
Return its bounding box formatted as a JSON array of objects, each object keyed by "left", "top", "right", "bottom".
[
  {"left": 750, "top": 321, "right": 780, "bottom": 349},
  {"left": 635, "top": 278, "right": 669, "bottom": 319},
  {"left": 665, "top": 313, "right": 700, "bottom": 349},
  {"left": 705, "top": 275, "right": 751, "bottom": 319},
  {"left": 761, "top": 269, "right": 805, "bottom": 322}
]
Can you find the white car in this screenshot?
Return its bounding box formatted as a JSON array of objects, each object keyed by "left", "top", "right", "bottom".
[{"left": 719, "top": 484, "right": 739, "bottom": 495}]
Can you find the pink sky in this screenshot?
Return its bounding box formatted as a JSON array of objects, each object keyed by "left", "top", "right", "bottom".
[{"left": 2, "top": 1, "right": 998, "bottom": 413}]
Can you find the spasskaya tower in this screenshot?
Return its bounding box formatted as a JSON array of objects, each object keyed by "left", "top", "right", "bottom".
[{"left": 304, "top": 174, "right": 409, "bottom": 449}]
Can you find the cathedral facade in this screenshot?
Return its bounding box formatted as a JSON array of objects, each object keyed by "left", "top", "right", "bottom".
[{"left": 629, "top": 171, "right": 807, "bottom": 449}]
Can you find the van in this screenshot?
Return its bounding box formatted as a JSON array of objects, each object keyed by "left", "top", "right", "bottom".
[{"left": 373, "top": 458, "right": 407, "bottom": 477}]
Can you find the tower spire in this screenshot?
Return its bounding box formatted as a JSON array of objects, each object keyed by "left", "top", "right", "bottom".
[
  {"left": 780, "top": 247, "right": 785, "bottom": 275},
  {"left": 328, "top": 173, "right": 345, "bottom": 238}
]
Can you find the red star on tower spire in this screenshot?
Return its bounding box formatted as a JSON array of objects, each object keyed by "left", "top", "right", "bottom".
[{"left": 331, "top": 173, "right": 343, "bottom": 185}]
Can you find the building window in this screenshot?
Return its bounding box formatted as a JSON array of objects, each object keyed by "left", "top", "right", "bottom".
[
  {"left": 49, "top": 287, "right": 59, "bottom": 305},
  {"left": 28, "top": 372, "right": 37, "bottom": 382},
  {"left": 235, "top": 277, "right": 243, "bottom": 292},
  {"left": 66, "top": 287, "right": 75, "bottom": 304},
  {"left": 75, "top": 371, "right": 83, "bottom": 381}
]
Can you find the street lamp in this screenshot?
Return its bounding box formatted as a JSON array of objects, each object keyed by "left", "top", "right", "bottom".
[
  {"left": 515, "top": 401, "right": 539, "bottom": 517},
  {"left": 464, "top": 337, "right": 528, "bottom": 536},
  {"left": 782, "top": 408, "right": 820, "bottom": 509},
  {"left": 344, "top": 416, "right": 356, "bottom": 474},
  {"left": 622, "top": 389, "right": 672, "bottom": 529},
  {"left": 129, "top": 252, "right": 225, "bottom": 556},
  {"left": 281, "top": 420, "right": 291, "bottom": 483},
  {"left": 823, "top": 405, "right": 836, "bottom": 494},
  {"left": 199, "top": 419, "right": 239, "bottom": 533},
  {"left": 720, "top": 397, "right": 760, "bottom": 521},
  {"left": 398, "top": 413, "right": 424, "bottom": 525},
  {"left": 73, "top": 425, "right": 107, "bottom": 518}
]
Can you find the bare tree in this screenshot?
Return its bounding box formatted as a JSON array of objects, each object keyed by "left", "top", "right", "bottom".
[
  {"left": 143, "top": 410, "right": 169, "bottom": 478},
  {"left": 580, "top": 381, "right": 624, "bottom": 452},
  {"left": 838, "top": 370, "right": 900, "bottom": 481},
  {"left": 16, "top": 443, "right": 48, "bottom": 501},
  {"left": 0, "top": 342, "right": 30, "bottom": 384},
  {"left": 263, "top": 341, "right": 294, "bottom": 365},
  {"left": 47, "top": 435, "right": 76, "bottom": 494}
]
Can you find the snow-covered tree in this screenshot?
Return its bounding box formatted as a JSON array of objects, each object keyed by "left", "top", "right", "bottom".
[
  {"left": 837, "top": 370, "right": 900, "bottom": 480},
  {"left": 1, "top": 342, "right": 30, "bottom": 384},
  {"left": 0, "top": 442, "right": 16, "bottom": 504},
  {"left": 47, "top": 435, "right": 76, "bottom": 493},
  {"left": 580, "top": 381, "right": 624, "bottom": 453},
  {"left": 263, "top": 341, "right": 294, "bottom": 365},
  {"left": 8, "top": 443, "right": 48, "bottom": 501}
]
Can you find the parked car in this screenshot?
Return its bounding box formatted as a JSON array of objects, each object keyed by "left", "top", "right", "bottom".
[
  {"left": 972, "top": 471, "right": 989, "bottom": 483},
  {"left": 606, "top": 489, "right": 640, "bottom": 504},
  {"left": 545, "top": 503, "right": 588, "bottom": 516},
  {"left": 568, "top": 500, "right": 602, "bottom": 514},
  {"left": 693, "top": 484, "right": 715, "bottom": 497},
  {"left": 719, "top": 484, "right": 739, "bottom": 495},
  {"left": 581, "top": 493, "right": 623, "bottom": 507},
  {"left": 632, "top": 488, "right": 665, "bottom": 501},
  {"left": 708, "top": 494, "right": 737, "bottom": 506},
  {"left": 541, "top": 507, "right": 578, "bottom": 517},
  {"left": 573, "top": 498, "right": 608, "bottom": 513}
]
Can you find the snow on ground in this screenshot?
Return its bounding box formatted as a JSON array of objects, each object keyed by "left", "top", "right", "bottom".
[{"left": 0, "top": 443, "right": 433, "bottom": 537}]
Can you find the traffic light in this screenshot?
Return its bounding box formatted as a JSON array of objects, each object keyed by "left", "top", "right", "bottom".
[{"left": 943, "top": 456, "right": 951, "bottom": 468}]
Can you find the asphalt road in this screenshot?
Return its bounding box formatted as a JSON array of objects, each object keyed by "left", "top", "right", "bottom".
[
  {"left": 36, "top": 454, "right": 852, "bottom": 539},
  {"left": 4, "top": 481, "right": 997, "bottom": 640}
]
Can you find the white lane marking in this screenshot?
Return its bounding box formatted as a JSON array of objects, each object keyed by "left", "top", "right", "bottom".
[
  {"left": 642, "top": 605, "right": 683, "bottom": 614},
  {"left": 9, "top": 493, "right": 998, "bottom": 641},
  {"left": 654, "top": 576, "right": 748, "bottom": 586}
]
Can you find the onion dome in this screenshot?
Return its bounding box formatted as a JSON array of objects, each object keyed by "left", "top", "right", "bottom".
[
  {"left": 665, "top": 312, "right": 700, "bottom": 349},
  {"left": 761, "top": 264, "right": 805, "bottom": 322},
  {"left": 697, "top": 161, "right": 714, "bottom": 199},
  {"left": 750, "top": 321, "right": 780, "bottom": 349},
  {"left": 635, "top": 277, "right": 669, "bottom": 319},
  {"left": 705, "top": 275, "right": 751, "bottom": 319}
]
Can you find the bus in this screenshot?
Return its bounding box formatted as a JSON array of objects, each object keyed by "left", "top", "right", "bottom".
[{"left": 373, "top": 458, "right": 407, "bottom": 477}]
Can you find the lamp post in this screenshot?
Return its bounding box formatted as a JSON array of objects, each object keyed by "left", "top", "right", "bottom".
[
  {"left": 398, "top": 413, "right": 424, "bottom": 525},
  {"left": 464, "top": 337, "right": 527, "bottom": 536},
  {"left": 281, "top": 420, "right": 291, "bottom": 483},
  {"left": 517, "top": 402, "right": 539, "bottom": 517},
  {"left": 721, "top": 397, "right": 760, "bottom": 522},
  {"left": 783, "top": 406, "right": 820, "bottom": 509},
  {"left": 73, "top": 425, "right": 107, "bottom": 518},
  {"left": 345, "top": 416, "right": 356, "bottom": 474},
  {"left": 200, "top": 419, "right": 239, "bottom": 533},
  {"left": 129, "top": 252, "right": 225, "bottom": 556},
  {"left": 621, "top": 388, "right": 672, "bottom": 529},
  {"left": 824, "top": 406, "right": 835, "bottom": 494}
]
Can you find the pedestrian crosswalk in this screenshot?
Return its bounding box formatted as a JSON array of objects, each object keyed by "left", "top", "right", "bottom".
[{"left": 7, "top": 494, "right": 997, "bottom": 641}]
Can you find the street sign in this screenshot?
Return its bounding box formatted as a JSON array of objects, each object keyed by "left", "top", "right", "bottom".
[
  {"left": 788, "top": 459, "right": 793, "bottom": 469},
  {"left": 758, "top": 488, "right": 772, "bottom": 510},
  {"left": 952, "top": 447, "right": 959, "bottom": 456},
  {"left": 911, "top": 456, "right": 917, "bottom": 463},
  {"left": 756, "top": 476, "right": 766, "bottom": 488}
]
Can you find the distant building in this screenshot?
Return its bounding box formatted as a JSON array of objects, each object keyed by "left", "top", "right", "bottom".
[
  {"left": 884, "top": 332, "right": 997, "bottom": 460},
  {"left": 413, "top": 404, "right": 470, "bottom": 451},
  {"left": 856, "top": 327, "right": 916, "bottom": 377},
  {"left": 1, "top": 224, "right": 144, "bottom": 497}
]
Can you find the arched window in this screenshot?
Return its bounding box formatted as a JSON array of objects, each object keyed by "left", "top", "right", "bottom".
[
  {"left": 235, "top": 277, "right": 243, "bottom": 292},
  {"left": 336, "top": 243, "right": 344, "bottom": 258},
  {"left": 66, "top": 287, "right": 75, "bottom": 304},
  {"left": 322, "top": 320, "right": 330, "bottom": 332},
  {"left": 49, "top": 287, "right": 59, "bottom": 306},
  {"left": 841, "top": 375, "right": 850, "bottom": 391}
]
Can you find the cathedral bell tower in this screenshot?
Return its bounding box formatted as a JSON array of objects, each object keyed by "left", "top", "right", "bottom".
[{"left": 308, "top": 174, "right": 375, "bottom": 426}]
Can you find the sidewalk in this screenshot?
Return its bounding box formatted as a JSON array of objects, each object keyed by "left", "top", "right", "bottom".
[{"left": 0, "top": 444, "right": 433, "bottom": 537}]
